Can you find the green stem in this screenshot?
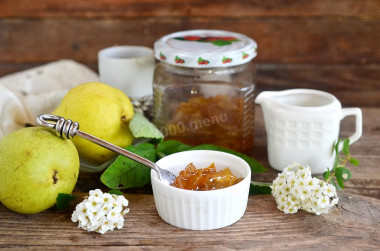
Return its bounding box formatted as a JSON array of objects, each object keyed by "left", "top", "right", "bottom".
[
  {"left": 250, "top": 180, "right": 272, "bottom": 187},
  {"left": 325, "top": 173, "right": 334, "bottom": 183}
]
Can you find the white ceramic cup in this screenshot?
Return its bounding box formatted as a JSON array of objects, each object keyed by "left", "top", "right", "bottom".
[
  {"left": 98, "top": 46, "right": 155, "bottom": 97},
  {"left": 255, "top": 89, "right": 362, "bottom": 174}
]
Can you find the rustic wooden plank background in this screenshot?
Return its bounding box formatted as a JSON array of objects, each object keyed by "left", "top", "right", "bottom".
[{"left": 0, "top": 0, "right": 379, "bottom": 107}]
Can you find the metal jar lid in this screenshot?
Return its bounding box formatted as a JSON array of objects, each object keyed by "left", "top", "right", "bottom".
[{"left": 154, "top": 29, "right": 257, "bottom": 68}]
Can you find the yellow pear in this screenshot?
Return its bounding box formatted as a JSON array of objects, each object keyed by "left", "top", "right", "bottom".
[
  {"left": 0, "top": 127, "right": 79, "bottom": 214},
  {"left": 53, "top": 82, "right": 134, "bottom": 164}
]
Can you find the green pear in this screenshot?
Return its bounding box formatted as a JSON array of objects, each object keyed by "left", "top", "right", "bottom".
[
  {"left": 53, "top": 82, "right": 135, "bottom": 164},
  {"left": 0, "top": 127, "right": 80, "bottom": 214}
]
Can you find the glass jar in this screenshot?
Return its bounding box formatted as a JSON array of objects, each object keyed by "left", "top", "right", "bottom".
[{"left": 153, "top": 30, "right": 257, "bottom": 153}]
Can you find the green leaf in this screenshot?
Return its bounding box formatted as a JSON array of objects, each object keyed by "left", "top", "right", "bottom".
[
  {"left": 333, "top": 138, "right": 342, "bottom": 168},
  {"left": 100, "top": 143, "right": 157, "bottom": 189},
  {"left": 335, "top": 167, "right": 352, "bottom": 189},
  {"left": 56, "top": 193, "right": 77, "bottom": 210},
  {"left": 108, "top": 190, "right": 123, "bottom": 195},
  {"left": 191, "top": 144, "right": 267, "bottom": 173},
  {"left": 249, "top": 181, "right": 272, "bottom": 195},
  {"left": 156, "top": 140, "right": 193, "bottom": 158},
  {"left": 332, "top": 180, "right": 341, "bottom": 191},
  {"left": 342, "top": 138, "right": 350, "bottom": 155},
  {"left": 335, "top": 167, "right": 352, "bottom": 181},
  {"left": 349, "top": 157, "right": 360, "bottom": 166},
  {"left": 323, "top": 169, "right": 330, "bottom": 181},
  {"left": 324, "top": 138, "right": 359, "bottom": 191},
  {"left": 336, "top": 176, "right": 345, "bottom": 189},
  {"left": 129, "top": 113, "right": 164, "bottom": 141}
]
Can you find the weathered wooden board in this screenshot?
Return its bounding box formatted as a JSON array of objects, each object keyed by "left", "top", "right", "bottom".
[
  {"left": 0, "top": 18, "right": 379, "bottom": 65},
  {"left": 0, "top": 193, "right": 379, "bottom": 249},
  {"left": 256, "top": 64, "right": 380, "bottom": 107},
  {"left": 1, "top": 0, "right": 379, "bottom": 18}
]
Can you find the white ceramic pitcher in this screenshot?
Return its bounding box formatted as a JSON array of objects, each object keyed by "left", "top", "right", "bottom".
[{"left": 255, "top": 89, "right": 362, "bottom": 174}]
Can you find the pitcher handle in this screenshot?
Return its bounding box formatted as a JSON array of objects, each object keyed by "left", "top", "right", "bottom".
[{"left": 341, "top": 108, "right": 362, "bottom": 146}]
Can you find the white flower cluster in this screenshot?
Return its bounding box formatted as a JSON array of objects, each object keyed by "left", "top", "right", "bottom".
[
  {"left": 271, "top": 163, "right": 339, "bottom": 215},
  {"left": 71, "top": 189, "right": 130, "bottom": 234}
]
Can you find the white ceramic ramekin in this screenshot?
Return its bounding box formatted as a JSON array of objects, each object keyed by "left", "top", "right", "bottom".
[{"left": 151, "top": 150, "right": 251, "bottom": 230}]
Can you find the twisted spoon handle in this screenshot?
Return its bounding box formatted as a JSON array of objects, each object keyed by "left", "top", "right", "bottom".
[{"left": 36, "top": 114, "right": 162, "bottom": 180}]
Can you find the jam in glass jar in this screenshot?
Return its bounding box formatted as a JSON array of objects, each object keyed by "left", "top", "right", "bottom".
[{"left": 153, "top": 30, "right": 257, "bottom": 153}]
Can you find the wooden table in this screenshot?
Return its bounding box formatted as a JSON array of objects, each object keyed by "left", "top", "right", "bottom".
[{"left": 1, "top": 107, "right": 379, "bottom": 250}]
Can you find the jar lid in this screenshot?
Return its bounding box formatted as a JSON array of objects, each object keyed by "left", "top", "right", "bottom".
[{"left": 154, "top": 29, "right": 257, "bottom": 68}]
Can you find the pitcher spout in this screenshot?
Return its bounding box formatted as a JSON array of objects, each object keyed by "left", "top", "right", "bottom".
[{"left": 255, "top": 91, "right": 277, "bottom": 105}]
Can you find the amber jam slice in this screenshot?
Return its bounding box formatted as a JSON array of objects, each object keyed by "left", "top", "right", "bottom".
[{"left": 171, "top": 162, "right": 243, "bottom": 191}]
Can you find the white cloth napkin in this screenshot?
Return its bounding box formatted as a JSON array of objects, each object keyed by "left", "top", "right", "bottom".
[{"left": 0, "top": 60, "right": 99, "bottom": 139}]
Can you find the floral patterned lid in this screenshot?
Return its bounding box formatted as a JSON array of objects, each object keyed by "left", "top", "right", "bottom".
[{"left": 154, "top": 29, "right": 257, "bottom": 68}]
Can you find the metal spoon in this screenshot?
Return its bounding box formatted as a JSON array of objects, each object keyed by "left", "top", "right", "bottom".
[{"left": 36, "top": 114, "right": 176, "bottom": 185}]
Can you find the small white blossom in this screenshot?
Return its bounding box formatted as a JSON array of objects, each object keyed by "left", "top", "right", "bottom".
[
  {"left": 102, "top": 202, "right": 114, "bottom": 212},
  {"left": 84, "top": 201, "right": 100, "bottom": 212},
  {"left": 325, "top": 184, "right": 337, "bottom": 197},
  {"left": 271, "top": 163, "right": 339, "bottom": 215},
  {"left": 107, "top": 208, "right": 121, "bottom": 222},
  {"left": 102, "top": 193, "right": 113, "bottom": 204},
  {"left": 317, "top": 195, "right": 331, "bottom": 208},
  {"left": 117, "top": 195, "right": 129, "bottom": 207},
  {"left": 123, "top": 208, "right": 130, "bottom": 215},
  {"left": 307, "top": 177, "right": 320, "bottom": 191},
  {"left": 89, "top": 189, "right": 103, "bottom": 198},
  {"left": 71, "top": 211, "right": 78, "bottom": 222},
  {"left": 116, "top": 215, "right": 124, "bottom": 229},
  {"left": 71, "top": 190, "right": 130, "bottom": 234},
  {"left": 299, "top": 186, "right": 311, "bottom": 201},
  {"left": 331, "top": 197, "right": 339, "bottom": 206}
]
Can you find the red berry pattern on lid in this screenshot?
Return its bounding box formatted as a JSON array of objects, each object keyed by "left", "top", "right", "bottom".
[
  {"left": 175, "top": 56, "right": 185, "bottom": 64},
  {"left": 197, "top": 57, "right": 210, "bottom": 65},
  {"left": 242, "top": 52, "right": 249, "bottom": 59},
  {"left": 222, "top": 56, "right": 233, "bottom": 64},
  {"left": 160, "top": 52, "right": 166, "bottom": 60},
  {"left": 183, "top": 36, "right": 201, "bottom": 41}
]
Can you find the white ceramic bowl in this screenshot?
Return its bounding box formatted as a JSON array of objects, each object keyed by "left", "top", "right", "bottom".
[{"left": 151, "top": 150, "right": 251, "bottom": 230}]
